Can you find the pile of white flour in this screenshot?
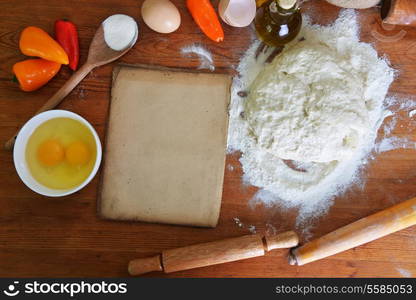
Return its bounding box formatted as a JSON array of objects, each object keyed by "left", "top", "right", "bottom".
[{"left": 228, "top": 10, "right": 395, "bottom": 224}]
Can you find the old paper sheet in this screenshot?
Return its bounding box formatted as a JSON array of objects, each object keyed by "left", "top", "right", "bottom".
[{"left": 99, "top": 66, "right": 231, "bottom": 227}]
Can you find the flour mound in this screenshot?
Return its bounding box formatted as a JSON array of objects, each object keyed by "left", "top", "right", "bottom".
[
  {"left": 228, "top": 9, "right": 395, "bottom": 223},
  {"left": 246, "top": 43, "right": 370, "bottom": 163}
]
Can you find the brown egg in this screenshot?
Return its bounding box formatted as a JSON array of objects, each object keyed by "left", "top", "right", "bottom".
[{"left": 141, "top": 0, "right": 181, "bottom": 33}]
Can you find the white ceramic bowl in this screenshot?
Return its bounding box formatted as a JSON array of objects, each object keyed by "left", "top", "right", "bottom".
[{"left": 13, "top": 110, "right": 102, "bottom": 197}]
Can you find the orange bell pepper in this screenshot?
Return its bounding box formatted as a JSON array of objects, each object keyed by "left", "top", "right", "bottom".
[
  {"left": 19, "top": 26, "right": 69, "bottom": 65},
  {"left": 13, "top": 59, "right": 61, "bottom": 92},
  {"left": 187, "top": 0, "right": 224, "bottom": 42}
]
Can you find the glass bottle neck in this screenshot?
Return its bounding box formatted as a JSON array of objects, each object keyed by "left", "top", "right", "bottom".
[{"left": 270, "top": 0, "right": 297, "bottom": 16}]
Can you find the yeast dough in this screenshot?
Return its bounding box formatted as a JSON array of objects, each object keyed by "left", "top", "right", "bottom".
[{"left": 245, "top": 42, "right": 370, "bottom": 163}]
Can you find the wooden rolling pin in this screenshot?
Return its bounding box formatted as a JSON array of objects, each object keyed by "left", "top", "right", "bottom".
[
  {"left": 289, "top": 197, "right": 416, "bottom": 266},
  {"left": 128, "top": 231, "right": 298, "bottom": 276},
  {"left": 327, "top": 0, "right": 416, "bottom": 27},
  {"left": 381, "top": 0, "right": 416, "bottom": 27}
]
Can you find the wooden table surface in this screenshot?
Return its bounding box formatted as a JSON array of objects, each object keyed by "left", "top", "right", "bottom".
[{"left": 1, "top": 0, "right": 415, "bottom": 278}]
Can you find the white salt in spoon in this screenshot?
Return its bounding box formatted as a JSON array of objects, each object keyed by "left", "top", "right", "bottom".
[{"left": 5, "top": 14, "right": 139, "bottom": 150}]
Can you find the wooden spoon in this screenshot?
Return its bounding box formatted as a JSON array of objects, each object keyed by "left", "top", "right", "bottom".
[{"left": 5, "top": 23, "right": 138, "bottom": 150}]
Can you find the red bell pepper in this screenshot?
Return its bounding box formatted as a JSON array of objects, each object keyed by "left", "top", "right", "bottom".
[{"left": 54, "top": 20, "right": 79, "bottom": 71}]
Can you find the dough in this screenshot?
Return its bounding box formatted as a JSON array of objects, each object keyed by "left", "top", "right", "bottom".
[
  {"left": 326, "top": 0, "right": 380, "bottom": 9},
  {"left": 245, "top": 43, "right": 371, "bottom": 163},
  {"left": 227, "top": 9, "right": 395, "bottom": 219}
]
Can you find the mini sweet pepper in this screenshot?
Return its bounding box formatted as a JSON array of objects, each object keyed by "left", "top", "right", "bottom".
[
  {"left": 54, "top": 20, "right": 79, "bottom": 71},
  {"left": 19, "top": 26, "right": 69, "bottom": 65},
  {"left": 13, "top": 59, "right": 61, "bottom": 92}
]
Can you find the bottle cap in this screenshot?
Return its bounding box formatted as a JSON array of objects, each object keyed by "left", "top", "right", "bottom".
[{"left": 278, "top": 0, "right": 297, "bottom": 9}]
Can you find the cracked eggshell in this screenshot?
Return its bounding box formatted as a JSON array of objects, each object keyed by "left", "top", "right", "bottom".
[
  {"left": 219, "top": 0, "right": 257, "bottom": 28},
  {"left": 141, "top": 0, "right": 181, "bottom": 33}
]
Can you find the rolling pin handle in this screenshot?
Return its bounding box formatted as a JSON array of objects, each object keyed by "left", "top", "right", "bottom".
[
  {"left": 128, "top": 254, "right": 163, "bottom": 276},
  {"left": 263, "top": 230, "right": 299, "bottom": 251}
]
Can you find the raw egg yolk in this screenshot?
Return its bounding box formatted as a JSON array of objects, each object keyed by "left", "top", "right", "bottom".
[
  {"left": 65, "top": 141, "right": 90, "bottom": 166},
  {"left": 37, "top": 139, "right": 65, "bottom": 166}
]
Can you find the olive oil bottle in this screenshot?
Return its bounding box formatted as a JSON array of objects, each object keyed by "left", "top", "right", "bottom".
[{"left": 255, "top": 0, "right": 302, "bottom": 47}]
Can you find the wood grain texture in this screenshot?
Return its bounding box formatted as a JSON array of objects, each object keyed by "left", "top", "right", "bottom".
[
  {"left": 382, "top": 0, "right": 416, "bottom": 27},
  {"left": 4, "top": 24, "right": 135, "bottom": 150},
  {"left": 291, "top": 197, "right": 416, "bottom": 266},
  {"left": 162, "top": 234, "right": 265, "bottom": 274},
  {"left": 127, "top": 231, "right": 298, "bottom": 275},
  {"left": 0, "top": 0, "right": 415, "bottom": 277},
  {"left": 265, "top": 231, "right": 299, "bottom": 251},
  {"left": 128, "top": 255, "right": 163, "bottom": 276}
]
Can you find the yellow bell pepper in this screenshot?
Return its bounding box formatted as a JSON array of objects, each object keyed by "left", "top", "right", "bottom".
[{"left": 19, "top": 26, "right": 69, "bottom": 65}]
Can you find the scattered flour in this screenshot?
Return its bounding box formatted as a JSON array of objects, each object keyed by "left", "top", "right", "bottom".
[
  {"left": 233, "top": 217, "right": 256, "bottom": 234},
  {"left": 181, "top": 44, "right": 215, "bottom": 71},
  {"left": 228, "top": 10, "right": 397, "bottom": 225},
  {"left": 266, "top": 223, "right": 277, "bottom": 235},
  {"left": 376, "top": 136, "right": 415, "bottom": 153},
  {"left": 384, "top": 96, "right": 416, "bottom": 113},
  {"left": 381, "top": 114, "right": 398, "bottom": 136},
  {"left": 233, "top": 217, "right": 244, "bottom": 228},
  {"left": 248, "top": 225, "right": 257, "bottom": 234},
  {"left": 76, "top": 87, "right": 86, "bottom": 100},
  {"left": 396, "top": 267, "right": 412, "bottom": 278},
  {"left": 375, "top": 96, "right": 416, "bottom": 153}
]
